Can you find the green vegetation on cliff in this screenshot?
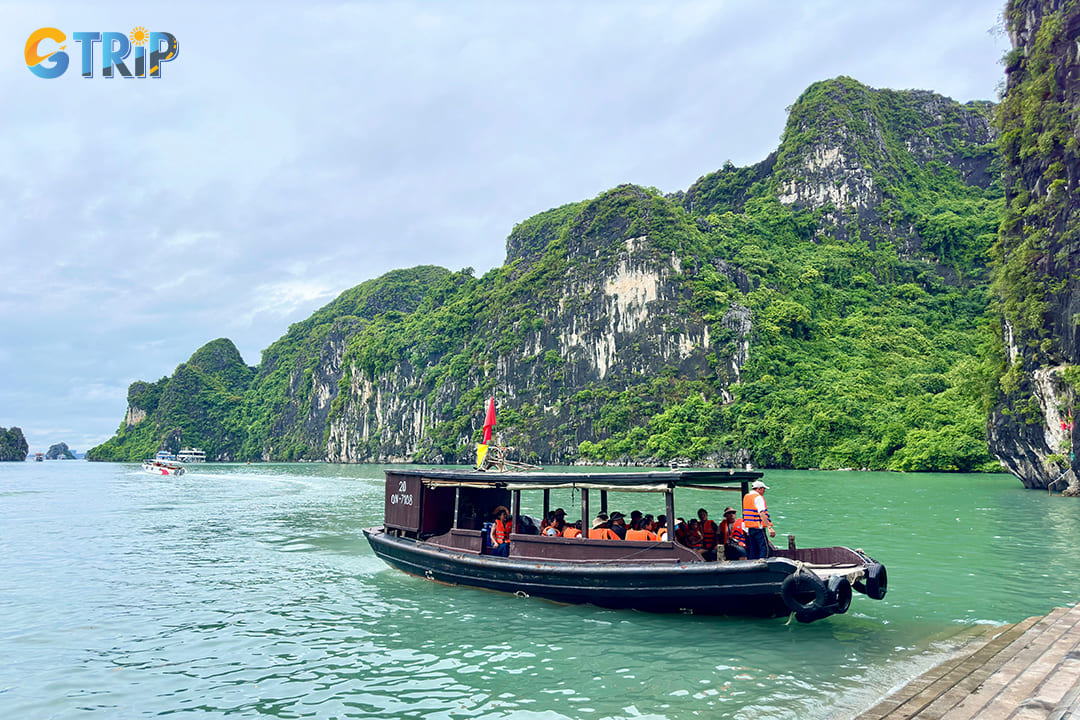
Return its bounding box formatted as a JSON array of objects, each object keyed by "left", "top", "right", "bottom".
[
  {"left": 0, "top": 426, "right": 29, "bottom": 461},
  {"left": 576, "top": 193, "right": 1000, "bottom": 471},
  {"left": 984, "top": 0, "right": 1080, "bottom": 488},
  {"left": 992, "top": 0, "right": 1080, "bottom": 359},
  {"left": 87, "top": 339, "right": 254, "bottom": 461}
]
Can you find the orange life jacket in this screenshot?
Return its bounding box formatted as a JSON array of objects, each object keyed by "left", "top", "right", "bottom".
[
  {"left": 492, "top": 517, "right": 511, "bottom": 544},
  {"left": 722, "top": 518, "right": 746, "bottom": 546},
  {"left": 588, "top": 527, "right": 618, "bottom": 540},
  {"left": 743, "top": 491, "right": 769, "bottom": 528},
  {"left": 700, "top": 519, "right": 719, "bottom": 549},
  {"left": 625, "top": 528, "right": 658, "bottom": 542},
  {"left": 563, "top": 527, "right": 581, "bottom": 538}
]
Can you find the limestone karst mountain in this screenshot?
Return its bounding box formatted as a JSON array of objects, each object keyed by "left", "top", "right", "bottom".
[{"left": 90, "top": 77, "right": 1003, "bottom": 472}]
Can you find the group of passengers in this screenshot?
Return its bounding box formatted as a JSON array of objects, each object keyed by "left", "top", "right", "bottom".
[
  {"left": 527, "top": 506, "right": 752, "bottom": 561},
  {"left": 490, "top": 480, "right": 774, "bottom": 561},
  {"left": 674, "top": 507, "right": 748, "bottom": 561}
]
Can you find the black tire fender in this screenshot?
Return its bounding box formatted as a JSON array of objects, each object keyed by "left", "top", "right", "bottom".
[
  {"left": 781, "top": 571, "right": 828, "bottom": 614},
  {"left": 864, "top": 562, "right": 887, "bottom": 600},
  {"left": 826, "top": 575, "right": 852, "bottom": 614}
]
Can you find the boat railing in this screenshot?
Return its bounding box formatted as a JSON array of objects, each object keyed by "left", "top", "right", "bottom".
[
  {"left": 427, "top": 528, "right": 485, "bottom": 553},
  {"left": 507, "top": 533, "right": 702, "bottom": 563},
  {"left": 770, "top": 546, "right": 868, "bottom": 566},
  {"left": 425, "top": 527, "right": 706, "bottom": 563}
]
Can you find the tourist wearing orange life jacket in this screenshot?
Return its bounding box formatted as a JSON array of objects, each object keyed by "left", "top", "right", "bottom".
[
  {"left": 697, "top": 507, "right": 720, "bottom": 561},
  {"left": 625, "top": 517, "right": 659, "bottom": 542},
  {"left": 742, "top": 480, "right": 775, "bottom": 559},
  {"left": 685, "top": 519, "right": 704, "bottom": 555},
  {"left": 587, "top": 515, "right": 618, "bottom": 540},
  {"left": 490, "top": 505, "right": 512, "bottom": 557},
  {"left": 542, "top": 508, "right": 567, "bottom": 537},
  {"left": 562, "top": 522, "right": 582, "bottom": 538},
  {"left": 720, "top": 506, "right": 747, "bottom": 561},
  {"left": 674, "top": 517, "right": 688, "bottom": 545},
  {"left": 539, "top": 510, "right": 556, "bottom": 535}
]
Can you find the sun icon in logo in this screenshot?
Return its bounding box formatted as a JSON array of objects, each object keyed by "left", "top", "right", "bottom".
[{"left": 129, "top": 26, "right": 149, "bottom": 46}]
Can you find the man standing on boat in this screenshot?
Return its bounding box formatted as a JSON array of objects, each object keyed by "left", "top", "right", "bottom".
[{"left": 742, "top": 480, "right": 775, "bottom": 559}]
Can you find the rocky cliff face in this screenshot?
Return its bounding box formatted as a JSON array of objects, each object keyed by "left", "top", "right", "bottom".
[
  {"left": 323, "top": 186, "right": 751, "bottom": 464},
  {"left": 988, "top": 0, "right": 1080, "bottom": 493}
]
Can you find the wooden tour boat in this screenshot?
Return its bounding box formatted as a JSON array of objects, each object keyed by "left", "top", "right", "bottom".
[{"left": 363, "top": 466, "right": 888, "bottom": 623}]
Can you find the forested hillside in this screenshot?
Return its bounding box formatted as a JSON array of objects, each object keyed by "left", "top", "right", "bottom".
[{"left": 90, "top": 77, "right": 1005, "bottom": 471}]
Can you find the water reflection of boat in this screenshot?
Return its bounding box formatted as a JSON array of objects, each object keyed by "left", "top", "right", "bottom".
[
  {"left": 363, "top": 468, "right": 887, "bottom": 623},
  {"left": 142, "top": 459, "right": 186, "bottom": 476}
]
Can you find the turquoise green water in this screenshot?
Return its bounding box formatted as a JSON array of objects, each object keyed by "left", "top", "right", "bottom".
[{"left": 1, "top": 462, "right": 1077, "bottom": 719}]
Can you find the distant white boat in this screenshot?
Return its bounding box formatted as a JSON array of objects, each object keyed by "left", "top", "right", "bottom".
[
  {"left": 177, "top": 447, "right": 206, "bottom": 463},
  {"left": 142, "top": 459, "right": 186, "bottom": 476}
]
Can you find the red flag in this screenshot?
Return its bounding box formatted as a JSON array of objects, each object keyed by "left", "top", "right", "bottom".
[{"left": 482, "top": 396, "right": 496, "bottom": 444}]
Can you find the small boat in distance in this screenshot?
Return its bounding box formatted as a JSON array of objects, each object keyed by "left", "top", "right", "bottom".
[
  {"left": 177, "top": 447, "right": 206, "bottom": 463},
  {"left": 363, "top": 466, "right": 888, "bottom": 624},
  {"left": 142, "top": 458, "right": 186, "bottom": 476}
]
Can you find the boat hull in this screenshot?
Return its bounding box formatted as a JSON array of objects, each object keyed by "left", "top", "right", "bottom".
[{"left": 365, "top": 527, "right": 809, "bottom": 617}]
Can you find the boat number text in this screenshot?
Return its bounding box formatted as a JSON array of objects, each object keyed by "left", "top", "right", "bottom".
[{"left": 391, "top": 480, "right": 414, "bottom": 506}]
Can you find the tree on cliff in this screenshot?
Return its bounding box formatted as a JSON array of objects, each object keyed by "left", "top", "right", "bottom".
[{"left": 0, "top": 427, "right": 30, "bottom": 461}]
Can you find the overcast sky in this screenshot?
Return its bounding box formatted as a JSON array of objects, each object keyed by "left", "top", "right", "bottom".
[{"left": 1, "top": 1, "right": 1010, "bottom": 454}]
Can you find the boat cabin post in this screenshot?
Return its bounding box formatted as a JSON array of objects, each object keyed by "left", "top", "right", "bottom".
[
  {"left": 599, "top": 490, "right": 608, "bottom": 515},
  {"left": 580, "top": 489, "right": 589, "bottom": 541},
  {"left": 511, "top": 490, "right": 521, "bottom": 534},
  {"left": 453, "top": 487, "right": 461, "bottom": 530},
  {"left": 542, "top": 489, "right": 550, "bottom": 520},
  {"left": 665, "top": 488, "right": 675, "bottom": 538}
]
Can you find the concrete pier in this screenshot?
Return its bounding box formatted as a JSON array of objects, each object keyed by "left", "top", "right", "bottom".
[{"left": 858, "top": 603, "right": 1080, "bottom": 719}]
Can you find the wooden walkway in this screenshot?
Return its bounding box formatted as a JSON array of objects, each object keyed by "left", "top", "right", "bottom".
[{"left": 858, "top": 604, "right": 1080, "bottom": 720}]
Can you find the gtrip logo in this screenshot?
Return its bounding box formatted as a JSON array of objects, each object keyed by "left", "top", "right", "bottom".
[{"left": 26, "top": 27, "right": 179, "bottom": 79}]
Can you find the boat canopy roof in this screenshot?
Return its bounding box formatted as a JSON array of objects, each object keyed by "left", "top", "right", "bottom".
[{"left": 385, "top": 467, "right": 763, "bottom": 493}]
